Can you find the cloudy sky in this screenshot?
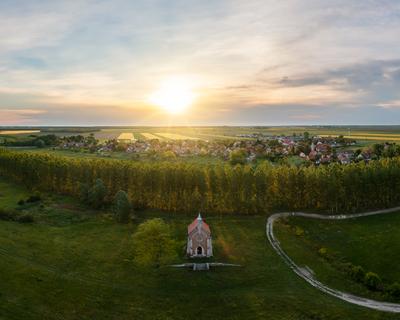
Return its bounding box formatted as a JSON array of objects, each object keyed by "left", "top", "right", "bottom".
[{"left": 1, "top": 0, "right": 400, "bottom": 125}]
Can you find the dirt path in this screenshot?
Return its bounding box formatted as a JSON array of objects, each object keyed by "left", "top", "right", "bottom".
[{"left": 266, "top": 206, "right": 400, "bottom": 313}]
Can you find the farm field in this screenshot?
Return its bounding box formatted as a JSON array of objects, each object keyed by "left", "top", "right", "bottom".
[
  {"left": 0, "top": 130, "right": 41, "bottom": 135},
  {"left": 117, "top": 132, "right": 136, "bottom": 141},
  {"left": 141, "top": 132, "right": 163, "bottom": 140},
  {"left": 275, "top": 213, "right": 400, "bottom": 303},
  {"left": 319, "top": 134, "right": 400, "bottom": 142},
  {"left": 2, "top": 126, "right": 400, "bottom": 143},
  {"left": 155, "top": 132, "right": 200, "bottom": 140},
  {"left": 2, "top": 126, "right": 400, "bottom": 166},
  {"left": 0, "top": 178, "right": 397, "bottom": 320}
]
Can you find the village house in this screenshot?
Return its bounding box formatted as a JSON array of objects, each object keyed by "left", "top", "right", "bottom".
[
  {"left": 187, "top": 214, "right": 213, "bottom": 258},
  {"left": 315, "top": 142, "right": 330, "bottom": 153},
  {"left": 337, "top": 152, "right": 353, "bottom": 164}
]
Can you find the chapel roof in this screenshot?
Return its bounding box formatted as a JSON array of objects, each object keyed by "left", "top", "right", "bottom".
[{"left": 188, "top": 213, "right": 210, "bottom": 234}]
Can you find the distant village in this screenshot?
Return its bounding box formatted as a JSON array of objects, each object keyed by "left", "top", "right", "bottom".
[{"left": 53, "top": 132, "right": 400, "bottom": 165}]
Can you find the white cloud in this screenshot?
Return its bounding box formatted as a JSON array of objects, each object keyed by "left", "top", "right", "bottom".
[{"left": 0, "top": 0, "right": 400, "bottom": 124}]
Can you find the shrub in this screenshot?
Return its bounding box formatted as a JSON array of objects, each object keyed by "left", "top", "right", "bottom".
[
  {"left": 26, "top": 195, "right": 41, "bottom": 203},
  {"left": 349, "top": 265, "right": 365, "bottom": 282},
  {"left": 318, "top": 247, "right": 327, "bottom": 256},
  {"left": 17, "top": 213, "right": 34, "bottom": 223},
  {"left": 387, "top": 282, "right": 400, "bottom": 298},
  {"left": 338, "top": 262, "right": 352, "bottom": 272},
  {"left": 364, "top": 272, "right": 383, "bottom": 291},
  {"left": 17, "top": 199, "right": 25, "bottom": 206},
  {"left": 295, "top": 226, "right": 304, "bottom": 236},
  {"left": 0, "top": 208, "right": 15, "bottom": 221},
  {"left": 0, "top": 208, "right": 31, "bottom": 222}
]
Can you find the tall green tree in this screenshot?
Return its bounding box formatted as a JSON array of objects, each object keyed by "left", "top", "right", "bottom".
[
  {"left": 229, "top": 149, "right": 247, "bottom": 165},
  {"left": 88, "top": 179, "right": 107, "bottom": 209},
  {"left": 113, "top": 190, "right": 132, "bottom": 223},
  {"left": 1, "top": 149, "right": 400, "bottom": 215},
  {"left": 35, "top": 139, "right": 45, "bottom": 148},
  {"left": 132, "top": 218, "right": 177, "bottom": 268},
  {"left": 78, "top": 182, "right": 90, "bottom": 203}
]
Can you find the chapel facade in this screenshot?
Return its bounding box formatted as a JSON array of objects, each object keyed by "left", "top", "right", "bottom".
[{"left": 186, "top": 213, "right": 213, "bottom": 257}]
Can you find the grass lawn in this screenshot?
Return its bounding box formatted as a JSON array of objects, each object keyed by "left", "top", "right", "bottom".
[
  {"left": 275, "top": 213, "right": 400, "bottom": 304},
  {"left": 0, "top": 178, "right": 399, "bottom": 319}
]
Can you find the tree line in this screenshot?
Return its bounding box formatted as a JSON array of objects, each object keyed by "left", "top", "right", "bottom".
[
  {"left": 1, "top": 134, "right": 60, "bottom": 148},
  {"left": 0, "top": 148, "right": 400, "bottom": 214}
]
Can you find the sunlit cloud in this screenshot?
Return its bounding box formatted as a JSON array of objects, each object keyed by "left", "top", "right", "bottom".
[
  {"left": 379, "top": 100, "right": 400, "bottom": 109},
  {"left": 0, "top": 108, "right": 46, "bottom": 125},
  {"left": 0, "top": 0, "right": 400, "bottom": 125}
]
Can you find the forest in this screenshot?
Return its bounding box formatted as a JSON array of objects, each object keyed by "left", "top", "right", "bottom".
[{"left": 0, "top": 148, "right": 399, "bottom": 215}]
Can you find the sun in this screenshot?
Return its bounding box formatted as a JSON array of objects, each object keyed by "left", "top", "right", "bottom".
[{"left": 148, "top": 77, "right": 196, "bottom": 114}]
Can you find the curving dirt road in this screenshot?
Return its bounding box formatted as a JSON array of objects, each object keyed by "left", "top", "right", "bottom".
[{"left": 266, "top": 206, "right": 400, "bottom": 313}]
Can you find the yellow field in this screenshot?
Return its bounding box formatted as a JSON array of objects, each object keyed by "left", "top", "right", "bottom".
[
  {"left": 141, "top": 133, "right": 161, "bottom": 140},
  {"left": 155, "top": 133, "right": 200, "bottom": 140},
  {"left": 0, "top": 130, "right": 40, "bottom": 135},
  {"left": 117, "top": 133, "right": 135, "bottom": 141},
  {"left": 348, "top": 133, "right": 400, "bottom": 137},
  {"left": 319, "top": 134, "right": 400, "bottom": 141},
  {"left": 197, "top": 133, "right": 248, "bottom": 140}
]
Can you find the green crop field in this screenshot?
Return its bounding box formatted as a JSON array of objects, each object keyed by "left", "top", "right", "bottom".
[
  {"left": 0, "top": 178, "right": 398, "bottom": 319},
  {"left": 275, "top": 213, "right": 400, "bottom": 304}
]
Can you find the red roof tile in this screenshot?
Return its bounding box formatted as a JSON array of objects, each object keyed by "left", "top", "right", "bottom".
[{"left": 188, "top": 216, "right": 210, "bottom": 234}]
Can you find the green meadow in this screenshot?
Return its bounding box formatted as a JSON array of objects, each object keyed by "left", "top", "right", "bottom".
[
  {"left": 0, "top": 178, "right": 398, "bottom": 319},
  {"left": 275, "top": 213, "right": 400, "bottom": 304}
]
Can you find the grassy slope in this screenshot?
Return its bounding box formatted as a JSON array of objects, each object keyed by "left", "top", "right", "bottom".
[
  {"left": 275, "top": 213, "right": 400, "bottom": 303},
  {"left": 0, "top": 179, "right": 398, "bottom": 319}
]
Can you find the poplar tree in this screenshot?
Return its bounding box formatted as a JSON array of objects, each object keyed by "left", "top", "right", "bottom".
[
  {"left": 113, "top": 190, "right": 132, "bottom": 223},
  {"left": 88, "top": 179, "right": 107, "bottom": 209}
]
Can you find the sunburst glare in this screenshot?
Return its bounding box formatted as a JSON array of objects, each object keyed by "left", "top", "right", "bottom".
[{"left": 148, "top": 77, "right": 197, "bottom": 114}]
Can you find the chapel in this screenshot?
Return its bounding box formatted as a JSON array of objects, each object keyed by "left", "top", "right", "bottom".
[{"left": 186, "top": 213, "right": 213, "bottom": 257}]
